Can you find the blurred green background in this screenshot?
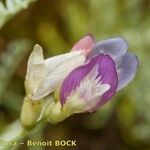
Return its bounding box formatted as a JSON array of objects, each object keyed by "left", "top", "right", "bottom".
[{"left": 0, "top": 0, "right": 150, "bottom": 150}]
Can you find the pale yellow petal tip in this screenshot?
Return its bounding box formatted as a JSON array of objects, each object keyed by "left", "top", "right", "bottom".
[
  {"left": 33, "top": 44, "right": 43, "bottom": 53},
  {"left": 30, "top": 44, "right": 44, "bottom": 64}
]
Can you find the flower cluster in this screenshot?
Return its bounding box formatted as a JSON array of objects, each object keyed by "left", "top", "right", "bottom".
[{"left": 21, "top": 35, "right": 138, "bottom": 127}]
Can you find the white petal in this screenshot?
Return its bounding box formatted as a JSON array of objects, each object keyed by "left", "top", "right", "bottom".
[
  {"left": 32, "top": 51, "right": 86, "bottom": 100},
  {"left": 76, "top": 66, "right": 110, "bottom": 103},
  {"left": 25, "top": 44, "right": 47, "bottom": 95},
  {"left": 84, "top": 84, "right": 110, "bottom": 112},
  {"left": 44, "top": 51, "right": 84, "bottom": 73}
]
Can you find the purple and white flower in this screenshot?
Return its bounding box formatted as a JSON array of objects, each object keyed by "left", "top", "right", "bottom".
[{"left": 60, "top": 36, "right": 138, "bottom": 113}]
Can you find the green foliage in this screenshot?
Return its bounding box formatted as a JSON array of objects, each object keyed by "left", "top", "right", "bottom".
[
  {"left": 0, "top": 39, "right": 32, "bottom": 100},
  {"left": 0, "top": 0, "right": 36, "bottom": 28}
]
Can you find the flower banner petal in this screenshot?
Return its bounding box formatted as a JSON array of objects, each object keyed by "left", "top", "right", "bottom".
[
  {"left": 88, "top": 37, "right": 128, "bottom": 60},
  {"left": 116, "top": 53, "right": 139, "bottom": 91}
]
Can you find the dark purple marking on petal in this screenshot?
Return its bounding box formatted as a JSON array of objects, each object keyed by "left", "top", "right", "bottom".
[
  {"left": 60, "top": 54, "right": 118, "bottom": 109},
  {"left": 88, "top": 37, "right": 128, "bottom": 60},
  {"left": 116, "top": 52, "right": 139, "bottom": 91}
]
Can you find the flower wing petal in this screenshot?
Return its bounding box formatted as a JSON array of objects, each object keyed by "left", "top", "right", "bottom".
[
  {"left": 96, "top": 55, "right": 118, "bottom": 108},
  {"left": 60, "top": 54, "right": 118, "bottom": 110},
  {"left": 116, "top": 53, "right": 139, "bottom": 91}
]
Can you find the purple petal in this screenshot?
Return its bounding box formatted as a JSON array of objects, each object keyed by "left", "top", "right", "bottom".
[
  {"left": 95, "top": 57, "right": 118, "bottom": 109},
  {"left": 116, "top": 53, "right": 139, "bottom": 91},
  {"left": 60, "top": 55, "right": 100, "bottom": 105},
  {"left": 88, "top": 37, "right": 128, "bottom": 60},
  {"left": 60, "top": 54, "right": 118, "bottom": 110}
]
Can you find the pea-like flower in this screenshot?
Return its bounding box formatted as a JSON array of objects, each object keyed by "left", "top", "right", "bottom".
[
  {"left": 21, "top": 35, "right": 95, "bottom": 127},
  {"left": 60, "top": 37, "right": 138, "bottom": 113},
  {"left": 21, "top": 35, "right": 138, "bottom": 126}
]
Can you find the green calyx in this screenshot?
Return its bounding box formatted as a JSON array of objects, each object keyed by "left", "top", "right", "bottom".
[{"left": 20, "top": 96, "right": 43, "bottom": 129}]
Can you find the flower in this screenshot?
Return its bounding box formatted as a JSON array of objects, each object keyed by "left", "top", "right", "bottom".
[
  {"left": 21, "top": 35, "right": 138, "bottom": 126},
  {"left": 21, "top": 35, "right": 95, "bottom": 127},
  {"left": 25, "top": 35, "right": 95, "bottom": 100},
  {"left": 60, "top": 37, "right": 138, "bottom": 113}
]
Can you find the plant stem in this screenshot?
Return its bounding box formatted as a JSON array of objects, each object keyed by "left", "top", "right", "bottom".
[
  {"left": 1, "top": 121, "right": 46, "bottom": 150},
  {"left": 1, "top": 128, "right": 29, "bottom": 150}
]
